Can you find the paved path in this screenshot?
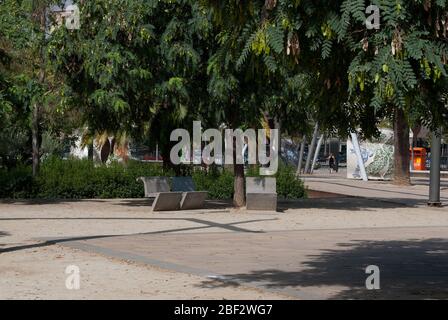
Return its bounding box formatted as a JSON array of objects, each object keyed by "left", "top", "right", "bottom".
[
  {"left": 302, "top": 176, "right": 448, "bottom": 207},
  {"left": 59, "top": 225, "right": 448, "bottom": 299}
]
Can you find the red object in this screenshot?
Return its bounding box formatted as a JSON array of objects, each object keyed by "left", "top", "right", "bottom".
[
  {"left": 143, "top": 154, "right": 163, "bottom": 161},
  {"left": 410, "top": 148, "right": 427, "bottom": 171}
]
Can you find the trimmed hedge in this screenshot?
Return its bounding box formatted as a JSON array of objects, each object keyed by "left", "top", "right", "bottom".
[
  {"left": 0, "top": 158, "right": 306, "bottom": 200},
  {"left": 0, "top": 158, "right": 168, "bottom": 199},
  {"left": 34, "top": 158, "right": 169, "bottom": 199}
]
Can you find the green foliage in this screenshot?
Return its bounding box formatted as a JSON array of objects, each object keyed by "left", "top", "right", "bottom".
[
  {"left": 0, "top": 164, "right": 33, "bottom": 199},
  {"left": 2, "top": 0, "right": 448, "bottom": 203},
  {"left": 48, "top": 0, "right": 211, "bottom": 158},
  {"left": 246, "top": 164, "right": 307, "bottom": 199},
  {"left": 275, "top": 165, "right": 308, "bottom": 199},
  {"left": 1, "top": 0, "right": 79, "bottom": 172},
  {"left": 33, "top": 158, "right": 168, "bottom": 199},
  {"left": 0, "top": 158, "right": 307, "bottom": 200},
  {"left": 336, "top": 0, "right": 448, "bottom": 129},
  {"left": 192, "top": 169, "right": 234, "bottom": 200},
  {"left": 0, "top": 158, "right": 169, "bottom": 199},
  {"left": 204, "top": 0, "right": 448, "bottom": 135}
]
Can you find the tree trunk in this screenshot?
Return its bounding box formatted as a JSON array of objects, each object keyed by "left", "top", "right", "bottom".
[
  {"left": 233, "top": 163, "right": 245, "bottom": 207},
  {"left": 88, "top": 143, "right": 94, "bottom": 161},
  {"left": 393, "top": 107, "right": 410, "bottom": 185},
  {"left": 232, "top": 126, "right": 245, "bottom": 207},
  {"left": 296, "top": 136, "right": 306, "bottom": 176},
  {"left": 162, "top": 152, "right": 172, "bottom": 171},
  {"left": 32, "top": 103, "right": 40, "bottom": 177},
  {"left": 229, "top": 106, "right": 245, "bottom": 207},
  {"left": 304, "top": 123, "right": 319, "bottom": 174},
  {"left": 31, "top": 7, "right": 46, "bottom": 177}
]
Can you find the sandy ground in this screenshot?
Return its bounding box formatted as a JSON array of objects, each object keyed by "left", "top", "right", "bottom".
[
  {"left": 1, "top": 198, "right": 447, "bottom": 299},
  {"left": 0, "top": 200, "right": 290, "bottom": 300},
  {"left": 0, "top": 244, "right": 289, "bottom": 300}
]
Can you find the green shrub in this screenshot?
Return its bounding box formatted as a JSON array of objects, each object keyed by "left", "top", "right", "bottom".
[
  {"left": 0, "top": 164, "right": 33, "bottom": 198},
  {"left": 0, "top": 158, "right": 306, "bottom": 200},
  {"left": 32, "top": 157, "right": 170, "bottom": 199},
  {"left": 247, "top": 163, "right": 307, "bottom": 199},
  {"left": 192, "top": 168, "right": 234, "bottom": 200},
  {"left": 275, "top": 165, "right": 307, "bottom": 199}
]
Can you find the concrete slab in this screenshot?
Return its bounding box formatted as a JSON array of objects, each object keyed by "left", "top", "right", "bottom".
[
  {"left": 246, "top": 177, "right": 276, "bottom": 193},
  {"left": 246, "top": 193, "right": 277, "bottom": 211},
  {"left": 180, "top": 192, "right": 208, "bottom": 210},
  {"left": 61, "top": 225, "right": 448, "bottom": 299},
  {"left": 151, "top": 192, "right": 183, "bottom": 211},
  {"left": 246, "top": 177, "right": 277, "bottom": 211},
  {"left": 137, "top": 177, "right": 170, "bottom": 197}
]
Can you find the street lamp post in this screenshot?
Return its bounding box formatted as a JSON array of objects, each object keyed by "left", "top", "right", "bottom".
[{"left": 428, "top": 129, "right": 442, "bottom": 207}]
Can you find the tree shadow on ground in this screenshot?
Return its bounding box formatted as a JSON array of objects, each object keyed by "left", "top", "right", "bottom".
[
  {"left": 277, "top": 197, "right": 412, "bottom": 212},
  {"left": 112, "top": 198, "right": 153, "bottom": 207},
  {"left": 0, "top": 231, "right": 11, "bottom": 247},
  {"left": 0, "top": 199, "right": 110, "bottom": 205},
  {"left": 199, "top": 238, "right": 448, "bottom": 299},
  {"left": 0, "top": 198, "right": 235, "bottom": 211},
  {"left": 2, "top": 196, "right": 438, "bottom": 211},
  {"left": 0, "top": 217, "right": 274, "bottom": 254},
  {"left": 118, "top": 197, "right": 413, "bottom": 212},
  {"left": 113, "top": 199, "right": 233, "bottom": 210}
]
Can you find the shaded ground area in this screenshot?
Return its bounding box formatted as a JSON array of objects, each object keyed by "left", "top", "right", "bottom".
[
  {"left": 201, "top": 238, "right": 448, "bottom": 300},
  {"left": 303, "top": 176, "right": 448, "bottom": 207},
  {"left": 58, "top": 226, "right": 448, "bottom": 299}
]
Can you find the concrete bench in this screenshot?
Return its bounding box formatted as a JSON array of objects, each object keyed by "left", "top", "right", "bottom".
[
  {"left": 137, "top": 177, "right": 170, "bottom": 198},
  {"left": 246, "top": 177, "right": 277, "bottom": 211},
  {"left": 172, "top": 177, "right": 208, "bottom": 210},
  {"left": 137, "top": 177, "right": 181, "bottom": 211},
  {"left": 151, "top": 192, "right": 183, "bottom": 211}
]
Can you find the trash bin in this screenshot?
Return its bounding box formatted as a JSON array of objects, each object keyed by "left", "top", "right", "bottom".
[{"left": 410, "top": 147, "right": 427, "bottom": 171}]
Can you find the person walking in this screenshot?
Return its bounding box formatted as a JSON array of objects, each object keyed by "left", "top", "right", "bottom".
[
  {"left": 335, "top": 152, "right": 340, "bottom": 173},
  {"left": 328, "top": 153, "right": 335, "bottom": 174}
]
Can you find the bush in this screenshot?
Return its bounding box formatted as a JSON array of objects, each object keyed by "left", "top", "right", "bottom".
[
  {"left": 33, "top": 157, "right": 169, "bottom": 199},
  {"left": 192, "top": 168, "right": 234, "bottom": 200},
  {"left": 0, "top": 164, "right": 33, "bottom": 198},
  {"left": 0, "top": 158, "right": 306, "bottom": 200},
  {"left": 275, "top": 165, "right": 307, "bottom": 199},
  {"left": 247, "top": 164, "right": 307, "bottom": 199}
]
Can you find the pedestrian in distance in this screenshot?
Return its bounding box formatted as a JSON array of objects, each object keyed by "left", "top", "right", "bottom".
[{"left": 328, "top": 153, "right": 335, "bottom": 174}]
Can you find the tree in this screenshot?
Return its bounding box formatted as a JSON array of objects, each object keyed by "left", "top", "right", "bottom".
[
  {"left": 329, "top": 0, "right": 448, "bottom": 184},
  {"left": 202, "top": 0, "right": 371, "bottom": 204},
  {"left": 202, "top": 1, "right": 313, "bottom": 206},
  {"left": 0, "top": 0, "right": 51, "bottom": 174},
  {"left": 204, "top": 0, "right": 448, "bottom": 186},
  {"left": 48, "top": 0, "right": 210, "bottom": 166}
]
